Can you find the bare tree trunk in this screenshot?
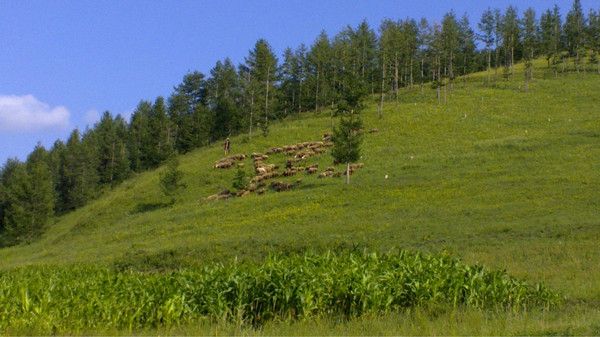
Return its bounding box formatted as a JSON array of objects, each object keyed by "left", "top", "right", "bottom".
[
  {"left": 436, "top": 63, "right": 441, "bottom": 105},
  {"left": 394, "top": 53, "right": 399, "bottom": 101},
  {"left": 494, "top": 48, "right": 499, "bottom": 80},
  {"left": 420, "top": 58, "right": 424, "bottom": 94},
  {"left": 379, "top": 60, "right": 385, "bottom": 119},
  {"left": 346, "top": 163, "right": 350, "bottom": 184},
  {"left": 530, "top": 50, "right": 534, "bottom": 81},
  {"left": 443, "top": 78, "right": 447, "bottom": 104},
  {"left": 265, "top": 67, "right": 270, "bottom": 130},
  {"left": 110, "top": 141, "right": 115, "bottom": 184},
  {"left": 299, "top": 80, "right": 303, "bottom": 113},
  {"left": 511, "top": 45, "right": 514, "bottom": 76},
  {"left": 463, "top": 53, "right": 468, "bottom": 88},
  {"left": 525, "top": 64, "right": 529, "bottom": 92},
  {"left": 410, "top": 58, "right": 414, "bottom": 87},
  {"left": 330, "top": 109, "right": 334, "bottom": 130},
  {"left": 291, "top": 90, "right": 295, "bottom": 115},
  {"left": 315, "top": 69, "right": 320, "bottom": 112},
  {"left": 249, "top": 93, "right": 254, "bottom": 138},
  {"left": 449, "top": 51, "right": 454, "bottom": 90}
]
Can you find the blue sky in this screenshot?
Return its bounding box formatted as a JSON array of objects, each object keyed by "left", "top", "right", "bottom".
[{"left": 0, "top": 0, "right": 591, "bottom": 164}]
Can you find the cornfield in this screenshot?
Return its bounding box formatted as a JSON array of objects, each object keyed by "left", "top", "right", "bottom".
[{"left": 0, "top": 250, "right": 559, "bottom": 333}]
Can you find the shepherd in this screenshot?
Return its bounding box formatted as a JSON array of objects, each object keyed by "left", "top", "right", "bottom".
[{"left": 224, "top": 137, "right": 231, "bottom": 155}]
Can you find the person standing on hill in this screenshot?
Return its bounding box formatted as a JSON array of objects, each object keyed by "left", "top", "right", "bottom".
[{"left": 224, "top": 137, "right": 231, "bottom": 155}]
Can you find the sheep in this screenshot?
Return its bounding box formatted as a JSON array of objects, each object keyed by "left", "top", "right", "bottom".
[
  {"left": 283, "top": 168, "right": 298, "bottom": 177},
  {"left": 270, "top": 180, "right": 301, "bottom": 192},
  {"left": 236, "top": 190, "right": 251, "bottom": 197},
  {"left": 294, "top": 149, "right": 316, "bottom": 160},
  {"left": 206, "top": 189, "right": 233, "bottom": 201},
  {"left": 250, "top": 171, "right": 280, "bottom": 184},
  {"left": 251, "top": 153, "right": 269, "bottom": 161},
  {"left": 214, "top": 153, "right": 247, "bottom": 169},
  {"left": 255, "top": 164, "right": 277, "bottom": 175},
  {"left": 227, "top": 154, "right": 247, "bottom": 161},
  {"left": 305, "top": 164, "right": 318, "bottom": 175},
  {"left": 318, "top": 169, "right": 339, "bottom": 178},
  {"left": 266, "top": 147, "right": 283, "bottom": 155},
  {"left": 283, "top": 145, "right": 298, "bottom": 153},
  {"left": 308, "top": 141, "right": 324, "bottom": 149},
  {"left": 214, "top": 160, "right": 234, "bottom": 169}
]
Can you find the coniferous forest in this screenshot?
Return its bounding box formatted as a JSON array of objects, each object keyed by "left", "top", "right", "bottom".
[{"left": 1, "top": 0, "right": 599, "bottom": 246}]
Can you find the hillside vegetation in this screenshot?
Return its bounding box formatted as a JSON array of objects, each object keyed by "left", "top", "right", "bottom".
[{"left": 1, "top": 64, "right": 600, "bottom": 334}]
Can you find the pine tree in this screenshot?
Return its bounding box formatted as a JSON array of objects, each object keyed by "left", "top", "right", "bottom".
[
  {"left": 237, "top": 64, "right": 255, "bottom": 137},
  {"left": 417, "top": 18, "right": 431, "bottom": 92},
  {"left": 441, "top": 11, "right": 460, "bottom": 89},
  {"left": 308, "top": 31, "right": 332, "bottom": 112},
  {"left": 479, "top": 8, "right": 496, "bottom": 83},
  {"left": 112, "top": 115, "right": 131, "bottom": 184},
  {"left": 207, "top": 58, "right": 241, "bottom": 139},
  {"left": 295, "top": 44, "right": 309, "bottom": 113},
  {"left": 331, "top": 72, "right": 366, "bottom": 184},
  {"left": 458, "top": 14, "right": 476, "bottom": 80},
  {"left": 168, "top": 71, "right": 209, "bottom": 152},
  {"left": 1, "top": 160, "right": 30, "bottom": 243},
  {"left": 0, "top": 159, "right": 22, "bottom": 245},
  {"left": 25, "top": 148, "right": 55, "bottom": 239},
  {"left": 428, "top": 22, "right": 445, "bottom": 104},
  {"left": 378, "top": 19, "right": 398, "bottom": 111},
  {"left": 128, "top": 100, "right": 152, "bottom": 171},
  {"left": 245, "top": 39, "right": 278, "bottom": 136},
  {"left": 0, "top": 176, "right": 5, "bottom": 244},
  {"left": 0, "top": 151, "right": 54, "bottom": 245},
  {"left": 502, "top": 6, "right": 520, "bottom": 76},
  {"left": 280, "top": 47, "right": 302, "bottom": 116},
  {"left": 148, "top": 97, "right": 174, "bottom": 166},
  {"left": 351, "top": 20, "right": 378, "bottom": 90},
  {"left": 493, "top": 9, "right": 504, "bottom": 76},
  {"left": 565, "top": 0, "right": 586, "bottom": 72},
  {"left": 588, "top": 9, "right": 600, "bottom": 73},
  {"left": 58, "top": 129, "right": 98, "bottom": 211},
  {"left": 399, "top": 20, "right": 419, "bottom": 90},
  {"left": 94, "top": 111, "right": 129, "bottom": 186},
  {"left": 522, "top": 8, "right": 539, "bottom": 91},
  {"left": 159, "top": 156, "right": 185, "bottom": 204},
  {"left": 332, "top": 115, "right": 363, "bottom": 185},
  {"left": 541, "top": 6, "right": 563, "bottom": 74}
]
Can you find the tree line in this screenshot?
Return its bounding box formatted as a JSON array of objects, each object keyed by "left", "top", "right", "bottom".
[{"left": 1, "top": 0, "right": 598, "bottom": 246}]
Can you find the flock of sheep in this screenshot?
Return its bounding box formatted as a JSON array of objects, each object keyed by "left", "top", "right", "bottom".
[{"left": 206, "top": 133, "right": 365, "bottom": 201}]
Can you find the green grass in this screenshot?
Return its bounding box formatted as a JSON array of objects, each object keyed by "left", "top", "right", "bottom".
[{"left": 1, "top": 61, "right": 599, "bottom": 334}]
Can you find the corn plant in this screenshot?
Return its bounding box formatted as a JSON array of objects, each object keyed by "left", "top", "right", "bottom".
[{"left": 0, "top": 250, "right": 559, "bottom": 334}]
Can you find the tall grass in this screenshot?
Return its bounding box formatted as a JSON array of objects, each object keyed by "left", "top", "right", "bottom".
[{"left": 0, "top": 250, "right": 558, "bottom": 333}]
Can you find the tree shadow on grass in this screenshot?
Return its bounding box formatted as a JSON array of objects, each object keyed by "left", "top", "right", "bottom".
[{"left": 132, "top": 201, "right": 173, "bottom": 214}]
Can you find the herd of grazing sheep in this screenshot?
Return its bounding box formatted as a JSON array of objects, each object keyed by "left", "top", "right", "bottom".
[{"left": 206, "top": 133, "right": 364, "bottom": 201}]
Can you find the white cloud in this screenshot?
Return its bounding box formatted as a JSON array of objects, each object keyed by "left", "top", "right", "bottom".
[{"left": 0, "top": 95, "right": 70, "bottom": 132}]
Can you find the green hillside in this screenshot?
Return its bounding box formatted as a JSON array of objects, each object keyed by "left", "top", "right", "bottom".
[{"left": 2, "top": 65, "right": 600, "bottom": 334}]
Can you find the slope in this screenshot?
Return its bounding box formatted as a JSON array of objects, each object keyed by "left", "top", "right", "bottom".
[{"left": 1, "top": 64, "right": 600, "bottom": 312}]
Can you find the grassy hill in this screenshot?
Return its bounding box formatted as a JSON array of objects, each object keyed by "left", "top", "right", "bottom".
[{"left": 1, "top": 63, "right": 600, "bottom": 334}]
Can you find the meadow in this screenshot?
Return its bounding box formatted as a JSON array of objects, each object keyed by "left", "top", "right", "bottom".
[{"left": 0, "top": 62, "right": 599, "bottom": 335}]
